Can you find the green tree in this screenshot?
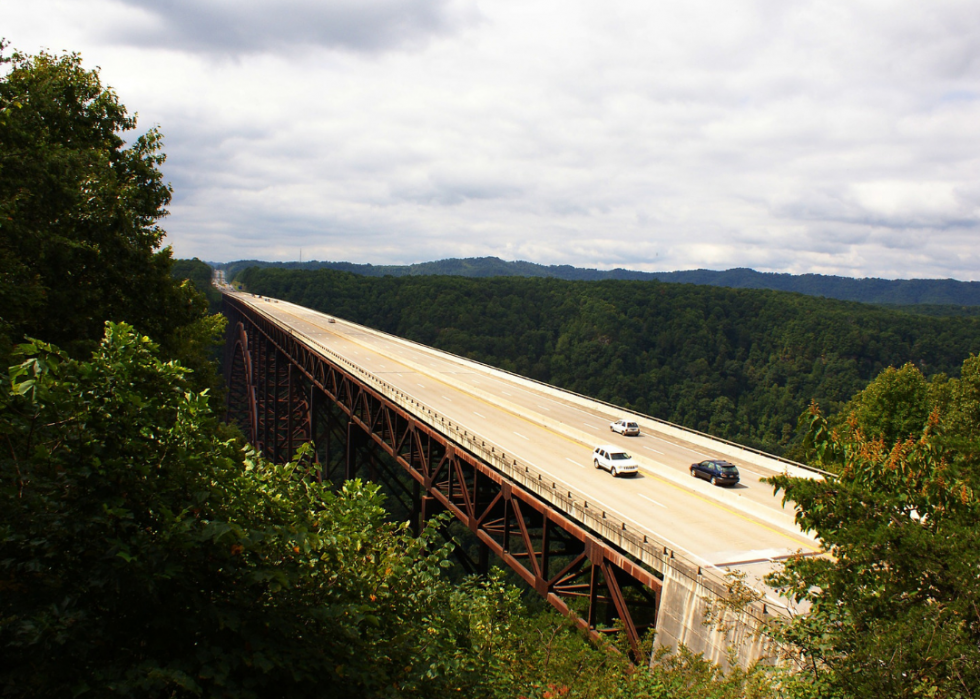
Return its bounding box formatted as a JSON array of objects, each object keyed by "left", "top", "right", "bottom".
[
  {"left": 812, "top": 356, "right": 980, "bottom": 476},
  {"left": 173, "top": 257, "right": 223, "bottom": 313},
  {"left": 829, "top": 363, "right": 931, "bottom": 449},
  {"left": 767, "top": 394, "right": 980, "bottom": 698},
  {"left": 936, "top": 355, "right": 980, "bottom": 464},
  {"left": 0, "top": 323, "right": 497, "bottom": 698},
  {"left": 0, "top": 46, "right": 221, "bottom": 389}
]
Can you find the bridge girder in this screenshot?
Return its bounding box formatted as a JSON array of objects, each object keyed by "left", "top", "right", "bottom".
[{"left": 222, "top": 296, "right": 663, "bottom": 658}]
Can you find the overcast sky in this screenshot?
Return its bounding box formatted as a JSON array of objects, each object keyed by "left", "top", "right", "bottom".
[{"left": 7, "top": 1, "right": 980, "bottom": 279}]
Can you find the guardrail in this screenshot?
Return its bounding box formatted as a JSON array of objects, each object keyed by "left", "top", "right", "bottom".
[{"left": 233, "top": 292, "right": 788, "bottom": 627}]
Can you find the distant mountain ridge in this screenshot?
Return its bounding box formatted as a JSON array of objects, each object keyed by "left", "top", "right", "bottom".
[{"left": 217, "top": 257, "right": 980, "bottom": 306}]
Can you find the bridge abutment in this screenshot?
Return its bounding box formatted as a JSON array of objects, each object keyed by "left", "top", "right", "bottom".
[{"left": 654, "top": 564, "right": 775, "bottom": 670}]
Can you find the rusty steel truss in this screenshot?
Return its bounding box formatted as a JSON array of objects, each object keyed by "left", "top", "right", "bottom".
[{"left": 223, "top": 296, "right": 663, "bottom": 657}]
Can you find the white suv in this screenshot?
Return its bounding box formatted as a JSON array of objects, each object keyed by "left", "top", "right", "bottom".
[
  {"left": 610, "top": 419, "right": 640, "bottom": 436},
  {"left": 592, "top": 445, "right": 639, "bottom": 477}
]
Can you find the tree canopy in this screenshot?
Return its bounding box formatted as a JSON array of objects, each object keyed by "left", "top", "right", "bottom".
[
  {"left": 173, "top": 257, "right": 223, "bottom": 313},
  {"left": 767, "top": 355, "right": 980, "bottom": 698},
  {"left": 0, "top": 323, "right": 485, "bottom": 697},
  {"left": 0, "top": 47, "right": 221, "bottom": 388}
]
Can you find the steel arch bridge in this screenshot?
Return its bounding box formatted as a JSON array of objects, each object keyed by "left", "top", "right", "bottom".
[{"left": 222, "top": 294, "right": 664, "bottom": 658}]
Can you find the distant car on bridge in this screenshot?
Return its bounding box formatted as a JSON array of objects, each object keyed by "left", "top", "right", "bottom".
[
  {"left": 690, "top": 459, "right": 740, "bottom": 486},
  {"left": 593, "top": 446, "right": 639, "bottom": 477},
  {"left": 609, "top": 418, "right": 640, "bottom": 436}
]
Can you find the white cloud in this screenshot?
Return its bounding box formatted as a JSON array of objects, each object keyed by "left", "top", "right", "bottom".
[{"left": 4, "top": 0, "right": 980, "bottom": 279}]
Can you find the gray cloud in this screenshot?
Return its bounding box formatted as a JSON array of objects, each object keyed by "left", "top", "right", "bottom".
[
  {"left": 773, "top": 182, "right": 980, "bottom": 233},
  {"left": 105, "top": 0, "right": 476, "bottom": 55},
  {"left": 387, "top": 168, "right": 524, "bottom": 206}
]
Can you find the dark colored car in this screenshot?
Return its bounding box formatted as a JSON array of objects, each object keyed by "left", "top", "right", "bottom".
[{"left": 690, "top": 459, "right": 740, "bottom": 486}]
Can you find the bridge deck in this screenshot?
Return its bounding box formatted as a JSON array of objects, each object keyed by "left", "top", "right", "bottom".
[{"left": 227, "top": 289, "right": 819, "bottom": 615}]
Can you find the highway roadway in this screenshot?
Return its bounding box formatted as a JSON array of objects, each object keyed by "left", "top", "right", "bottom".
[{"left": 228, "top": 289, "right": 821, "bottom": 608}]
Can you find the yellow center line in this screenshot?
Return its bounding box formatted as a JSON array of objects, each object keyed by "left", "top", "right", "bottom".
[
  {"left": 269, "top": 303, "right": 587, "bottom": 445},
  {"left": 252, "top": 296, "right": 822, "bottom": 554}
]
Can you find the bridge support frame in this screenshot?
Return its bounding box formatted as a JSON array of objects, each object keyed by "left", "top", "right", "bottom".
[
  {"left": 222, "top": 296, "right": 787, "bottom": 669},
  {"left": 223, "top": 297, "right": 663, "bottom": 658}
]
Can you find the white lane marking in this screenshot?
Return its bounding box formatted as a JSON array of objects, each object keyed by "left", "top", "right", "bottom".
[
  {"left": 638, "top": 493, "right": 667, "bottom": 508},
  {"left": 417, "top": 383, "right": 426, "bottom": 388},
  {"left": 643, "top": 446, "right": 665, "bottom": 455},
  {"left": 566, "top": 458, "right": 585, "bottom": 468},
  {"left": 584, "top": 422, "right": 601, "bottom": 429},
  {"left": 442, "top": 396, "right": 453, "bottom": 402},
  {"left": 473, "top": 411, "right": 486, "bottom": 419},
  {"left": 501, "top": 390, "right": 513, "bottom": 396},
  {"left": 565, "top": 404, "right": 609, "bottom": 419},
  {"left": 669, "top": 442, "right": 709, "bottom": 455},
  {"left": 537, "top": 404, "right": 552, "bottom": 411},
  {"left": 513, "top": 432, "right": 529, "bottom": 440}
]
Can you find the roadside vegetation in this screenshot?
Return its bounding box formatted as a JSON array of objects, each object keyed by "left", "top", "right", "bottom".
[
  {"left": 767, "top": 356, "right": 980, "bottom": 697},
  {"left": 3, "top": 45, "right": 979, "bottom": 698}
]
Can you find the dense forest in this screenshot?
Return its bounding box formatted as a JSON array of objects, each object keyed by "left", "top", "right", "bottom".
[
  {"left": 220, "top": 256, "right": 980, "bottom": 307},
  {"left": 235, "top": 266, "right": 980, "bottom": 456}
]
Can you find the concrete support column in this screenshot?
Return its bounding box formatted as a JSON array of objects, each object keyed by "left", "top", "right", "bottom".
[{"left": 653, "top": 564, "right": 772, "bottom": 670}]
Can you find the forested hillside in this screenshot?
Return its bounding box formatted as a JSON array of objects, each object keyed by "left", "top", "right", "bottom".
[
  {"left": 237, "top": 267, "right": 980, "bottom": 455},
  {"left": 658, "top": 268, "right": 980, "bottom": 305},
  {"left": 220, "top": 256, "right": 980, "bottom": 307}
]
